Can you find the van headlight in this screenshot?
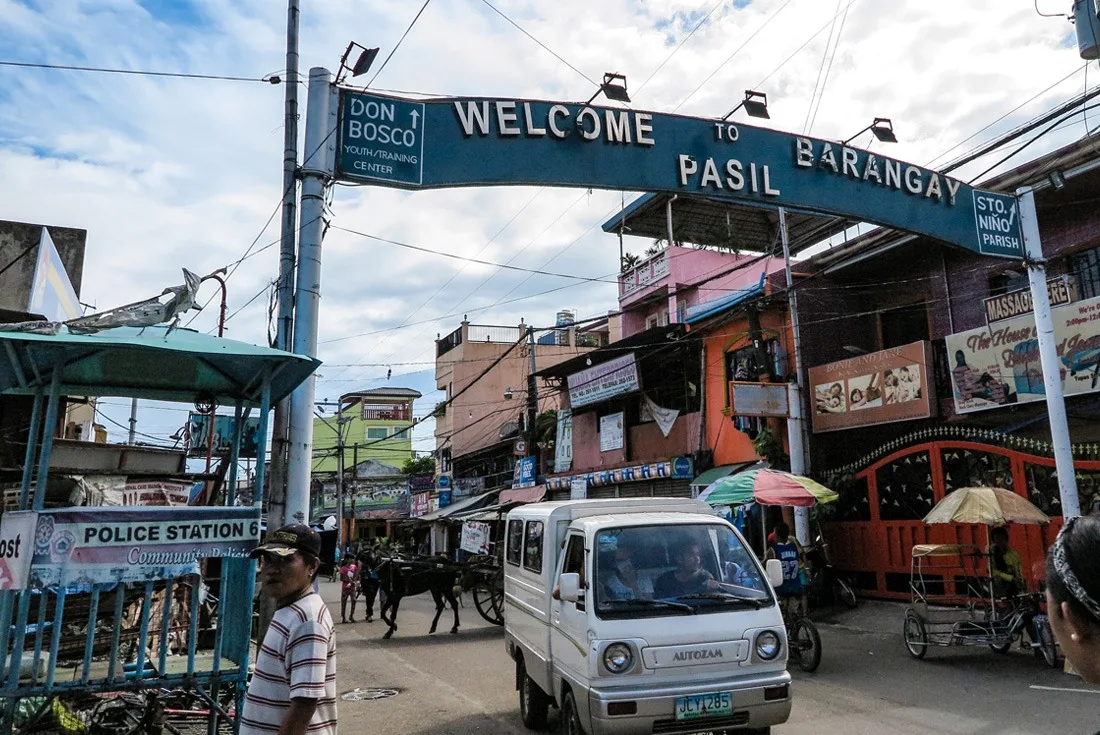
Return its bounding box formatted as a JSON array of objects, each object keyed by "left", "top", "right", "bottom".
[
  {"left": 603, "top": 643, "right": 634, "bottom": 674},
  {"left": 755, "top": 630, "right": 781, "bottom": 660}
]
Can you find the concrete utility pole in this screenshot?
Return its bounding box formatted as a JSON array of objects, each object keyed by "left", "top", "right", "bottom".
[
  {"left": 128, "top": 398, "right": 138, "bottom": 444},
  {"left": 269, "top": 0, "right": 300, "bottom": 530},
  {"left": 286, "top": 68, "right": 338, "bottom": 524},
  {"left": 778, "top": 208, "right": 812, "bottom": 546},
  {"left": 526, "top": 327, "right": 539, "bottom": 461},
  {"left": 1018, "top": 188, "right": 1080, "bottom": 518}
]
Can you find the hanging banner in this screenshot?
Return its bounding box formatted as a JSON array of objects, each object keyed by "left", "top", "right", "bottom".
[
  {"left": 10, "top": 506, "right": 260, "bottom": 589},
  {"left": 570, "top": 477, "right": 587, "bottom": 501},
  {"left": 513, "top": 456, "right": 537, "bottom": 489},
  {"left": 187, "top": 413, "right": 262, "bottom": 459},
  {"left": 568, "top": 353, "right": 639, "bottom": 408},
  {"left": 410, "top": 492, "right": 431, "bottom": 518},
  {"left": 460, "top": 521, "right": 491, "bottom": 555},
  {"left": 641, "top": 395, "right": 679, "bottom": 437},
  {"left": 336, "top": 91, "right": 1023, "bottom": 259},
  {"left": 553, "top": 408, "right": 573, "bottom": 473},
  {"left": 728, "top": 382, "right": 790, "bottom": 417},
  {"left": 809, "top": 341, "right": 932, "bottom": 433},
  {"left": 28, "top": 227, "right": 82, "bottom": 322},
  {"left": 946, "top": 294, "right": 1100, "bottom": 414},
  {"left": 0, "top": 511, "right": 38, "bottom": 591}
]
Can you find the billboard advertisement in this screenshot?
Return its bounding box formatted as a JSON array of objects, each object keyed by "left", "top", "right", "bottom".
[
  {"left": 946, "top": 294, "right": 1100, "bottom": 414},
  {"left": 809, "top": 341, "right": 932, "bottom": 433},
  {"left": 187, "top": 413, "right": 261, "bottom": 458},
  {"left": 568, "top": 353, "right": 640, "bottom": 408}
]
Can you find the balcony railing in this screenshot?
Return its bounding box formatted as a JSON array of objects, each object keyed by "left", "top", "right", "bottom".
[
  {"left": 620, "top": 251, "right": 670, "bottom": 297},
  {"left": 467, "top": 324, "right": 524, "bottom": 343}
]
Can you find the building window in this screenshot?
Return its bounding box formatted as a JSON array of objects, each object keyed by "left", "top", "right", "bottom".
[
  {"left": 726, "top": 339, "right": 782, "bottom": 384},
  {"left": 988, "top": 270, "right": 1028, "bottom": 297},
  {"left": 366, "top": 427, "right": 389, "bottom": 440},
  {"left": 391, "top": 427, "right": 410, "bottom": 439},
  {"left": 879, "top": 302, "right": 929, "bottom": 349},
  {"left": 523, "top": 521, "right": 544, "bottom": 573},
  {"left": 1070, "top": 245, "right": 1100, "bottom": 300},
  {"left": 645, "top": 314, "right": 659, "bottom": 330}
]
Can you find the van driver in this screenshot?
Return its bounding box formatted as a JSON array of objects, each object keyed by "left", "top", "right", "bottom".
[{"left": 655, "top": 540, "right": 720, "bottom": 598}]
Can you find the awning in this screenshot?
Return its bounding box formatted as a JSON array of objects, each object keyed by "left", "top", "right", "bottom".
[
  {"left": 499, "top": 485, "right": 545, "bottom": 505},
  {"left": 684, "top": 277, "right": 766, "bottom": 325},
  {"left": 691, "top": 462, "right": 761, "bottom": 488},
  {"left": 415, "top": 490, "right": 499, "bottom": 522},
  {"left": 452, "top": 502, "right": 517, "bottom": 522}
]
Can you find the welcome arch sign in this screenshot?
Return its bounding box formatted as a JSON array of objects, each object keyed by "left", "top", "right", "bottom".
[{"left": 335, "top": 89, "right": 1024, "bottom": 258}]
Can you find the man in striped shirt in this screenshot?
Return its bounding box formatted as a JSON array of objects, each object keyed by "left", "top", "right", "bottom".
[{"left": 242, "top": 524, "right": 337, "bottom": 735}]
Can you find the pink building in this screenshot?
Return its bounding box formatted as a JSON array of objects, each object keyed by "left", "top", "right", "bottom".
[{"left": 618, "top": 246, "right": 787, "bottom": 337}]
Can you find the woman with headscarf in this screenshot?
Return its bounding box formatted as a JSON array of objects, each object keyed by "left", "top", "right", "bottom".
[{"left": 1045, "top": 514, "right": 1100, "bottom": 684}]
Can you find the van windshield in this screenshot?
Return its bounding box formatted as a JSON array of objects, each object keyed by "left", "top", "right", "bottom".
[{"left": 594, "top": 524, "right": 771, "bottom": 618}]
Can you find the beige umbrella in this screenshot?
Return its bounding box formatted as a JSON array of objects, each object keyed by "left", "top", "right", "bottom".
[{"left": 923, "top": 486, "right": 1050, "bottom": 526}]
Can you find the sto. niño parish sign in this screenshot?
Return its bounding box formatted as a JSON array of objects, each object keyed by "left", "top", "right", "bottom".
[{"left": 336, "top": 92, "right": 1023, "bottom": 259}]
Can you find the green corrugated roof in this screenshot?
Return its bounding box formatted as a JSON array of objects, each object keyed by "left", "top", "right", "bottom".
[
  {"left": 0, "top": 326, "right": 319, "bottom": 406},
  {"left": 690, "top": 461, "right": 760, "bottom": 487}
]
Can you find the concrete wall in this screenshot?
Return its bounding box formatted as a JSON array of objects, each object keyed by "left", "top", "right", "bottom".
[
  {"left": 0, "top": 219, "right": 86, "bottom": 314},
  {"left": 570, "top": 408, "right": 700, "bottom": 469}
]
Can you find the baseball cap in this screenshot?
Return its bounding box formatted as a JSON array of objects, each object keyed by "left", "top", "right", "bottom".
[{"left": 250, "top": 523, "right": 322, "bottom": 559}]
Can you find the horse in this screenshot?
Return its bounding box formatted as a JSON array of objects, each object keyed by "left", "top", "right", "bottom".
[{"left": 375, "top": 555, "right": 462, "bottom": 639}]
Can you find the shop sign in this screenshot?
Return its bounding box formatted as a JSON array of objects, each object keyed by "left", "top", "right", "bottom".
[
  {"left": 437, "top": 474, "right": 452, "bottom": 489},
  {"left": 946, "top": 294, "right": 1100, "bottom": 414},
  {"left": 460, "top": 521, "right": 491, "bottom": 555},
  {"left": 672, "top": 456, "right": 695, "bottom": 479},
  {"left": 408, "top": 474, "right": 435, "bottom": 492},
  {"left": 5, "top": 506, "right": 259, "bottom": 589},
  {"left": 809, "top": 341, "right": 933, "bottom": 433},
  {"left": 570, "top": 477, "right": 587, "bottom": 500},
  {"left": 546, "top": 459, "right": 678, "bottom": 491},
  {"left": 513, "top": 456, "right": 537, "bottom": 489},
  {"left": 438, "top": 490, "right": 453, "bottom": 508},
  {"left": 983, "top": 276, "right": 1075, "bottom": 324},
  {"left": 568, "top": 353, "right": 639, "bottom": 408},
  {"left": 186, "top": 413, "right": 262, "bottom": 459},
  {"left": 410, "top": 492, "right": 431, "bottom": 518},
  {"left": 452, "top": 477, "right": 485, "bottom": 498},
  {"left": 599, "top": 412, "right": 625, "bottom": 452},
  {"left": 728, "top": 381, "right": 790, "bottom": 417}
]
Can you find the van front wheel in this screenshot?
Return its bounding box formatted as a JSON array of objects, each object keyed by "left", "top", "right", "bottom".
[
  {"left": 518, "top": 659, "right": 550, "bottom": 730},
  {"left": 560, "top": 690, "right": 585, "bottom": 735}
]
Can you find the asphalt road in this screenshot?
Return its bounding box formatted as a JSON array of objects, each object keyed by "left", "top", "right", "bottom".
[{"left": 319, "top": 582, "right": 1100, "bottom": 734}]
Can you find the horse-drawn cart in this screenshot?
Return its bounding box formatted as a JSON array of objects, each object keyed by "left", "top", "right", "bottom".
[{"left": 462, "top": 555, "right": 505, "bottom": 626}]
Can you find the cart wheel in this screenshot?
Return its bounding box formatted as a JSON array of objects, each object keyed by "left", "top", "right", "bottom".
[
  {"left": 904, "top": 610, "right": 928, "bottom": 660},
  {"left": 989, "top": 637, "right": 1013, "bottom": 654},
  {"left": 1036, "top": 617, "right": 1059, "bottom": 669},
  {"left": 790, "top": 618, "right": 822, "bottom": 673},
  {"left": 473, "top": 582, "right": 505, "bottom": 626}
]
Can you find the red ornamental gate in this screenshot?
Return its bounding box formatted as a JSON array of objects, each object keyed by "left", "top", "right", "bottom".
[{"left": 824, "top": 441, "right": 1100, "bottom": 600}]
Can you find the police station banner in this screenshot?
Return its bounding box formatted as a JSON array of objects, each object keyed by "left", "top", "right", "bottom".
[
  {"left": 946, "top": 294, "right": 1100, "bottom": 414},
  {"left": 8, "top": 506, "right": 260, "bottom": 589},
  {"left": 809, "top": 341, "right": 933, "bottom": 433}
]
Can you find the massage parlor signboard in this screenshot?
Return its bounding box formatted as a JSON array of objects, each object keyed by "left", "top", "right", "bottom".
[
  {"left": 810, "top": 341, "right": 933, "bottom": 433},
  {"left": 0, "top": 506, "right": 259, "bottom": 589},
  {"left": 946, "top": 294, "right": 1100, "bottom": 414}
]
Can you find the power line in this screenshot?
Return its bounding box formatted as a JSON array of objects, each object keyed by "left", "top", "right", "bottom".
[
  {"left": 805, "top": 0, "right": 851, "bottom": 134},
  {"left": 0, "top": 59, "right": 277, "bottom": 84},
  {"left": 367, "top": 0, "right": 434, "bottom": 87},
  {"left": 634, "top": 0, "right": 726, "bottom": 96},
  {"left": 476, "top": 0, "right": 599, "bottom": 87}
]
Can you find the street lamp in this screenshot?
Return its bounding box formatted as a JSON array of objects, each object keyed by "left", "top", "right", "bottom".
[
  {"left": 843, "top": 117, "right": 898, "bottom": 145},
  {"left": 337, "top": 41, "right": 380, "bottom": 84},
  {"left": 722, "top": 90, "right": 770, "bottom": 120},
  {"left": 586, "top": 73, "right": 631, "bottom": 105}
]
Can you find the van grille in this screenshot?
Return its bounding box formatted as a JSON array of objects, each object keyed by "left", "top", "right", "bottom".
[{"left": 652, "top": 711, "right": 750, "bottom": 734}]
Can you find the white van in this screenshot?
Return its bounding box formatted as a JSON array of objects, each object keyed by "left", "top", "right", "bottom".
[{"left": 503, "top": 498, "right": 791, "bottom": 735}]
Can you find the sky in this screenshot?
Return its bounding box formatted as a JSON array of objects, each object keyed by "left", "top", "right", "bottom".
[{"left": 0, "top": 0, "right": 1093, "bottom": 460}]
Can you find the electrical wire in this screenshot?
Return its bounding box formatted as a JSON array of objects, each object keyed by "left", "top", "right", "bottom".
[
  {"left": 476, "top": 0, "right": 599, "bottom": 88},
  {"left": 0, "top": 59, "right": 279, "bottom": 84},
  {"left": 367, "top": 0, "right": 434, "bottom": 87},
  {"left": 752, "top": 0, "right": 860, "bottom": 92},
  {"left": 634, "top": 0, "right": 727, "bottom": 97},
  {"left": 805, "top": 0, "right": 851, "bottom": 134}
]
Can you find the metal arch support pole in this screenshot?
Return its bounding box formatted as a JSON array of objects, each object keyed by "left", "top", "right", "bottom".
[
  {"left": 1018, "top": 188, "right": 1080, "bottom": 518},
  {"left": 778, "top": 208, "right": 811, "bottom": 546},
  {"left": 286, "top": 67, "right": 338, "bottom": 525}
]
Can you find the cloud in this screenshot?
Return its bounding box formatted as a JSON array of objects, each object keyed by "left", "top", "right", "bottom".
[{"left": 0, "top": 0, "right": 1090, "bottom": 449}]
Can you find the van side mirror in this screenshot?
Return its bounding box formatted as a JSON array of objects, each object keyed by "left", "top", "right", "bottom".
[
  {"left": 765, "top": 559, "right": 783, "bottom": 588},
  {"left": 559, "top": 572, "right": 583, "bottom": 602}
]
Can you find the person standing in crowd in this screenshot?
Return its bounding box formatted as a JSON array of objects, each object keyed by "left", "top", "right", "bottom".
[
  {"left": 358, "top": 544, "right": 382, "bottom": 623},
  {"left": 1046, "top": 515, "right": 1100, "bottom": 684},
  {"left": 241, "top": 524, "right": 337, "bottom": 735},
  {"left": 339, "top": 554, "right": 360, "bottom": 623}
]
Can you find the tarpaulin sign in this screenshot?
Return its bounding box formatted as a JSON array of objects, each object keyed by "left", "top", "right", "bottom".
[
  {"left": 0, "top": 511, "right": 37, "bottom": 590},
  {"left": 13, "top": 506, "right": 260, "bottom": 589}
]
